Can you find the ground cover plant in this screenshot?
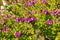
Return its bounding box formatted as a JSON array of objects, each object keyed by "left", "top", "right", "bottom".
[{"left": 0, "top": 0, "right": 60, "bottom": 40}]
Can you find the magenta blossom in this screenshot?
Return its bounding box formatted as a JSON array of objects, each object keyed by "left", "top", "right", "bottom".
[
  {"left": 46, "top": 19, "right": 52, "bottom": 25},
  {"left": 0, "top": 13, "right": 4, "bottom": 16},
  {"left": 43, "top": 9, "right": 48, "bottom": 14},
  {"left": 6, "top": 14, "right": 11, "bottom": 18},
  {"left": 1, "top": 17, "right": 5, "bottom": 21},
  {"left": 42, "top": 0, "right": 47, "bottom": 4},
  {"left": 0, "top": 2, "right": 3, "bottom": 5},
  {"left": 31, "top": 17, "right": 37, "bottom": 21},
  {"left": 16, "top": 17, "right": 22, "bottom": 22},
  {"left": 15, "top": 31, "right": 21, "bottom": 37},
  {"left": 28, "top": 1, "right": 34, "bottom": 5},
  {"left": 54, "top": 9, "right": 59, "bottom": 14},
  {"left": 3, "top": 27, "right": 8, "bottom": 32},
  {"left": 23, "top": 3, "right": 28, "bottom": 7},
  {"left": 50, "top": 9, "right": 59, "bottom": 15},
  {"left": 50, "top": 10, "right": 55, "bottom": 15},
  {"left": 24, "top": 17, "right": 31, "bottom": 22}
]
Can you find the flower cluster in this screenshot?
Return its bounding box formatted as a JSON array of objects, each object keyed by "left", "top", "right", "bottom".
[{"left": 0, "top": 0, "right": 60, "bottom": 40}]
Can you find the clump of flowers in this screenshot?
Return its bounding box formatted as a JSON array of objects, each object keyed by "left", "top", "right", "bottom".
[{"left": 0, "top": 0, "right": 60, "bottom": 40}]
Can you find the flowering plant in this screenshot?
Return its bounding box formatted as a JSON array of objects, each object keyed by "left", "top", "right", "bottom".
[{"left": 0, "top": 0, "right": 60, "bottom": 40}]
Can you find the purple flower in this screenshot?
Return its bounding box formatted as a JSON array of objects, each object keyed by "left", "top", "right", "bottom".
[
  {"left": 28, "top": 1, "right": 34, "bottom": 5},
  {"left": 24, "top": 17, "right": 31, "bottom": 22},
  {"left": 54, "top": 9, "right": 59, "bottom": 14},
  {"left": 0, "top": 2, "right": 3, "bottom": 5},
  {"left": 50, "top": 9, "right": 59, "bottom": 15},
  {"left": 16, "top": 17, "right": 22, "bottom": 22},
  {"left": 16, "top": 17, "right": 19, "bottom": 22},
  {"left": 23, "top": 3, "right": 28, "bottom": 7},
  {"left": 46, "top": 19, "right": 52, "bottom": 25},
  {"left": 1, "top": 17, "right": 5, "bottom": 21},
  {"left": 18, "top": 17, "right": 22, "bottom": 21},
  {"left": 43, "top": 9, "right": 48, "bottom": 14},
  {"left": 31, "top": 17, "right": 37, "bottom": 21},
  {"left": 6, "top": 14, "right": 11, "bottom": 18},
  {"left": 0, "top": 13, "right": 3, "bottom": 16},
  {"left": 15, "top": 31, "right": 21, "bottom": 37},
  {"left": 3, "top": 27, "right": 8, "bottom": 32},
  {"left": 50, "top": 10, "right": 55, "bottom": 15},
  {"left": 42, "top": 0, "right": 46, "bottom": 4}
]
